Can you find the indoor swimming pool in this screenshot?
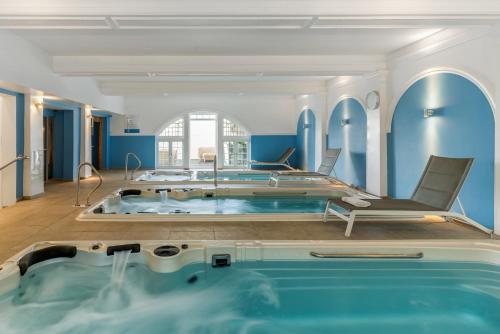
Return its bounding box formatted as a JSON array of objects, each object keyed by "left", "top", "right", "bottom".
[
  {"left": 132, "top": 170, "right": 334, "bottom": 185},
  {"left": 0, "top": 240, "right": 499, "bottom": 334},
  {"left": 133, "top": 170, "right": 272, "bottom": 184},
  {"left": 79, "top": 187, "right": 354, "bottom": 222}
]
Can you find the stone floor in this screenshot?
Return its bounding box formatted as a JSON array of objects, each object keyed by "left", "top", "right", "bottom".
[{"left": 0, "top": 170, "right": 491, "bottom": 262}]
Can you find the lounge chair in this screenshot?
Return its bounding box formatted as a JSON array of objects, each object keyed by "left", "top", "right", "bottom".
[
  {"left": 323, "top": 155, "right": 492, "bottom": 237},
  {"left": 249, "top": 147, "right": 296, "bottom": 170},
  {"left": 268, "top": 148, "right": 342, "bottom": 186}
]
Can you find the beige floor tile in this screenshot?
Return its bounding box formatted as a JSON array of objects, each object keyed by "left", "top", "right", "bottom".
[{"left": 0, "top": 170, "right": 492, "bottom": 261}]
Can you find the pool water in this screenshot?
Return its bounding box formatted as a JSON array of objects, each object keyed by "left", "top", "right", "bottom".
[
  {"left": 1, "top": 260, "right": 499, "bottom": 333},
  {"left": 107, "top": 195, "right": 329, "bottom": 214},
  {"left": 197, "top": 172, "right": 271, "bottom": 181}
]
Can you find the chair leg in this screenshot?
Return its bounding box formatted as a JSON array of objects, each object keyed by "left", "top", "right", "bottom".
[{"left": 345, "top": 214, "right": 356, "bottom": 237}]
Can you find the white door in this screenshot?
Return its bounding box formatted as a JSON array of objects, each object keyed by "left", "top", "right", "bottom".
[{"left": 0, "top": 94, "right": 18, "bottom": 207}]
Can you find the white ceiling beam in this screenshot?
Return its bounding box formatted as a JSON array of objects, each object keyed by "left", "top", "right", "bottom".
[
  {"left": 98, "top": 80, "right": 327, "bottom": 96},
  {"left": 4, "top": 0, "right": 500, "bottom": 16},
  {"left": 53, "top": 55, "right": 386, "bottom": 77}
]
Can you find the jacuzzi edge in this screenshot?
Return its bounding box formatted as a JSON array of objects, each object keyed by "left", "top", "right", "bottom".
[{"left": 2, "top": 239, "right": 500, "bottom": 296}]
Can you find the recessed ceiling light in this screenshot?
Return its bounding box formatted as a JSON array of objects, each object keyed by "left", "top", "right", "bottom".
[{"left": 163, "top": 93, "right": 169, "bottom": 96}]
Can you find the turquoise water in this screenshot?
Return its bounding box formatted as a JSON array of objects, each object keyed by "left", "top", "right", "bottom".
[
  {"left": 107, "top": 195, "right": 329, "bottom": 214},
  {"left": 196, "top": 172, "right": 271, "bottom": 181},
  {"left": 1, "top": 260, "right": 499, "bottom": 333}
]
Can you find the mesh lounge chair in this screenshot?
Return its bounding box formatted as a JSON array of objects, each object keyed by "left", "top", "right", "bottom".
[
  {"left": 323, "top": 155, "right": 492, "bottom": 237},
  {"left": 249, "top": 147, "right": 296, "bottom": 170},
  {"left": 268, "top": 148, "right": 342, "bottom": 186}
]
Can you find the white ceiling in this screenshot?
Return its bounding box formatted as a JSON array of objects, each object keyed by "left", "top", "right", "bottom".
[
  {"left": 2, "top": 0, "right": 500, "bottom": 96},
  {"left": 13, "top": 28, "right": 440, "bottom": 56}
]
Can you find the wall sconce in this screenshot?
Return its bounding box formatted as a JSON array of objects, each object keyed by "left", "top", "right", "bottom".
[
  {"left": 34, "top": 102, "right": 44, "bottom": 110},
  {"left": 423, "top": 108, "right": 435, "bottom": 118},
  {"left": 340, "top": 119, "right": 350, "bottom": 127}
]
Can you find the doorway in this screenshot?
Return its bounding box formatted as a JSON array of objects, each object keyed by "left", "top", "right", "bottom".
[
  {"left": 43, "top": 116, "right": 54, "bottom": 181},
  {"left": 91, "top": 117, "right": 104, "bottom": 169},
  {"left": 189, "top": 114, "right": 217, "bottom": 169}
]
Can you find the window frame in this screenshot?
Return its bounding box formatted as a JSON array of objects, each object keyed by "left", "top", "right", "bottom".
[{"left": 156, "top": 113, "right": 250, "bottom": 169}]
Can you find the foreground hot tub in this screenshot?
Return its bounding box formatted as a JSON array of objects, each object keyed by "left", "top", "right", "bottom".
[
  {"left": 78, "top": 186, "right": 358, "bottom": 222},
  {"left": 0, "top": 240, "right": 499, "bottom": 333}
]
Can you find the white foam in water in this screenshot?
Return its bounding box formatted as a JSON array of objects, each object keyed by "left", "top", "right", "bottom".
[
  {"left": 96, "top": 250, "right": 132, "bottom": 312},
  {"left": 0, "top": 262, "right": 282, "bottom": 334}
]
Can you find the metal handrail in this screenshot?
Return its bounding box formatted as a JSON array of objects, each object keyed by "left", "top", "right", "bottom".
[
  {"left": 310, "top": 251, "right": 424, "bottom": 259},
  {"left": 0, "top": 155, "right": 29, "bottom": 171},
  {"left": 213, "top": 155, "right": 218, "bottom": 188},
  {"left": 124, "top": 152, "right": 142, "bottom": 180},
  {"left": 74, "top": 162, "right": 103, "bottom": 207}
]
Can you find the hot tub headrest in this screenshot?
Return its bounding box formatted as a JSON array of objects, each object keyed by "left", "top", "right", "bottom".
[
  {"left": 17, "top": 245, "right": 77, "bottom": 276},
  {"left": 119, "top": 189, "right": 142, "bottom": 197}
]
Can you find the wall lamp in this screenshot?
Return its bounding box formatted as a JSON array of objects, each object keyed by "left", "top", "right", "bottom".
[
  {"left": 340, "top": 119, "right": 350, "bottom": 127},
  {"left": 423, "top": 108, "right": 435, "bottom": 118}
]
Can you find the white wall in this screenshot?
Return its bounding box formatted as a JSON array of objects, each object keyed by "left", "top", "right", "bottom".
[
  {"left": 23, "top": 93, "right": 44, "bottom": 198},
  {"left": 0, "top": 30, "right": 123, "bottom": 114},
  {"left": 112, "top": 95, "right": 297, "bottom": 135},
  {"left": 0, "top": 94, "right": 18, "bottom": 207}
]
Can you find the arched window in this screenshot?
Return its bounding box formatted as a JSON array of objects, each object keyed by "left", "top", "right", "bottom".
[
  {"left": 221, "top": 118, "right": 249, "bottom": 167},
  {"left": 157, "top": 118, "right": 185, "bottom": 168},
  {"left": 156, "top": 113, "right": 249, "bottom": 169}
]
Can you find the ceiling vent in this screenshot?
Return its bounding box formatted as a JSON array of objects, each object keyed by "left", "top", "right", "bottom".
[
  {"left": 112, "top": 16, "right": 313, "bottom": 29},
  {"left": 0, "top": 16, "right": 110, "bottom": 29}
]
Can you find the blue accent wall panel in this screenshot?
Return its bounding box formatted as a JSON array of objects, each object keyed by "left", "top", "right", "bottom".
[
  {"left": 91, "top": 111, "right": 112, "bottom": 169},
  {"left": 328, "top": 98, "right": 367, "bottom": 189},
  {"left": 110, "top": 136, "right": 156, "bottom": 169},
  {"left": 388, "top": 73, "right": 494, "bottom": 228},
  {"left": 296, "top": 109, "right": 316, "bottom": 171},
  {"left": 250, "top": 135, "right": 297, "bottom": 169},
  {"left": 0, "top": 88, "right": 24, "bottom": 199},
  {"left": 44, "top": 101, "right": 81, "bottom": 180}
]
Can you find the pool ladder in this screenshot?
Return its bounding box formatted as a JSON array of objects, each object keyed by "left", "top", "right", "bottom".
[
  {"left": 74, "top": 162, "right": 103, "bottom": 207},
  {"left": 124, "top": 152, "right": 142, "bottom": 180},
  {"left": 213, "top": 155, "right": 218, "bottom": 188}
]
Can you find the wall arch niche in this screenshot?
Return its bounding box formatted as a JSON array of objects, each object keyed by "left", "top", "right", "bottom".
[
  {"left": 328, "top": 98, "right": 367, "bottom": 189},
  {"left": 296, "top": 109, "right": 316, "bottom": 171},
  {"left": 388, "top": 72, "right": 494, "bottom": 228}
]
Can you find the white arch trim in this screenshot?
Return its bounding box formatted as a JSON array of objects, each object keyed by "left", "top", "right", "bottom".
[
  {"left": 154, "top": 109, "right": 251, "bottom": 136},
  {"left": 386, "top": 67, "right": 496, "bottom": 133},
  {"left": 328, "top": 95, "right": 368, "bottom": 125}
]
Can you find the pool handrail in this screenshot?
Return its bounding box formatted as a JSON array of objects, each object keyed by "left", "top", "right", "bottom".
[
  {"left": 213, "top": 155, "right": 218, "bottom": 188},
  {"left": 74, "top": 162, "right": 103, "bottom": 207},
  {"left": 0, "top": 155, "right": 29, "bottom": 172},
  {"left": 124, "top": 152, "right": 142, "bottom": 180}
]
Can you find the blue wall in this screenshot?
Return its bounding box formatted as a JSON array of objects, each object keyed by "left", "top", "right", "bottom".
[
  {"left": 296, "top": 109, "right": 316, "bottom": 171},
  {"left": 44, "top": 107, "right": 81, "bottom": 180},
  {"left": 388, "top": 73, "right": 494, "bottom": 228},
  {"left": 250, "top": 135, "right": 297, "bottom": 168},
  {"left": 110, "top": 136, "right": 156, "bottom": 169},
  {"left": 0, "top": 88, "right": 24, "bottom": 199},
  {"left": 43, "top": 99, "right": 81, "bottom": 180},
  {"left": 92, "top": 111, "right": 111, "bottom": 169},
  {"left": 328, "top": 98, "right": 367, "bottom": 189}
]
